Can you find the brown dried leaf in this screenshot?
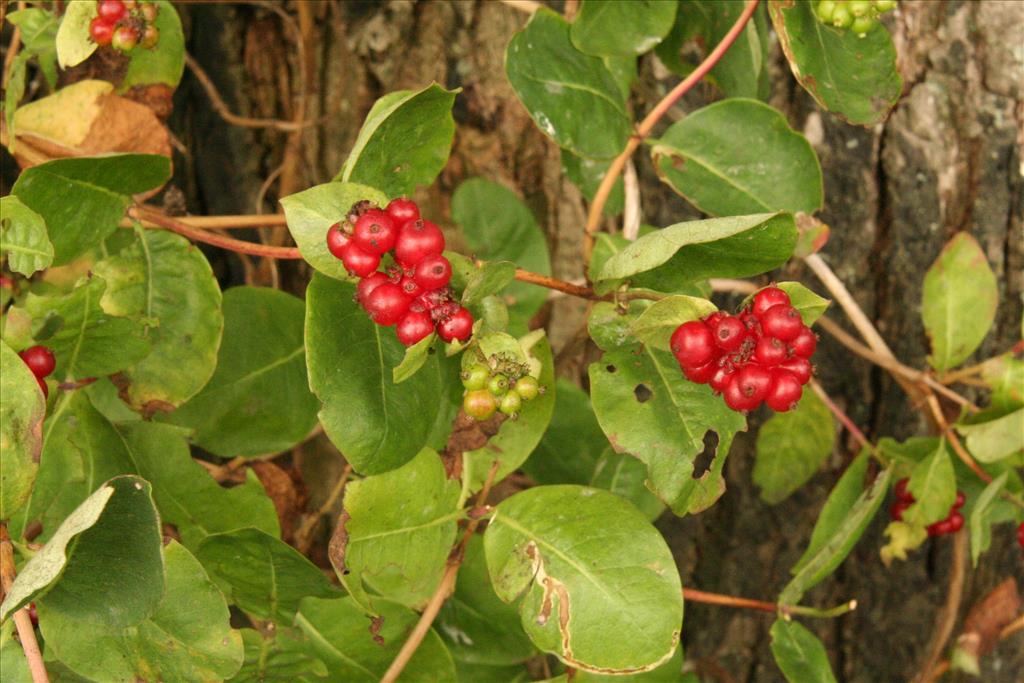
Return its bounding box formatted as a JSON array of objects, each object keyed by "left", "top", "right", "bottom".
[
  {"left": 251, "top": 461, "right": 304, "bottom": 542},
  {"left": 957, "top": 578, "right": 1021, "bottom": 661}
]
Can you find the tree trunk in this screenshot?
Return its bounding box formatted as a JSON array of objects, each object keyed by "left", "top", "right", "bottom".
[{"left": 172, "top": 1, "right": 1023, "bottom": 680}]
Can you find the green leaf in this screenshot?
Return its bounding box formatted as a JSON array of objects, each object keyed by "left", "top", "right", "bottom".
[
  {"left": 484, "top": 485, "right": 682, "bottom": 674},
  {"left": 332, "top": 448, "right": 460, "bottom": 611},
  {"left": 754, "top": 390, "right": 835, "bottom": 504},
  {"left": 506, "top": 9, "right": 631, "bottom": 160},
  {"left": 921, "top": 233, "right": 998, "bottom": 371},
  {"left": 0, "top": 195, "right": 53, "bottom": 275},
  {"left": 6, "top": 9, "right": 59, "bottom": 87},
  {"left": 562, "top": 151, "right": 624, "bottom": 217},
  {"left": 902, "top": 441, "right": 956, "bottom": 528},
  {"left": 11, "top": 154, "right": 171, "bottom": 264},
  {"left": 569, "top": 0, "right": 677, "bottom": 57},
  {"left": 393, "top": 333, "right": 438, "bottom": 384},
  {"left": 792, "top": 450, "right": 868, "bottom": 574},
  {"left": 305, "top": 273, "right": 457, "bottom": 474},
  {"left": 461, "top": 261, "right": 518, "bottom": 308},
  {"left": 780, "top": 466, "right": 890, "bottom": 604},
  {"left": 119, "top": 1, "right": 185, "bottom": 91},
  {"left": 0, "top": 476, "right": 164, "bottom": 628},
  {"left": 981, "top": 353, "right": 1024, "bottom": 412},
  {"left": 4, "top": 53, "right": 28, "bottom": 146},
  {"left": 589, "top": 318, "right": 746, "bottom": 514},
  {"left": 589, "top": 447, "right": 666, "bottom": 522},
  {"left": 522, "top": 379, "right": 608, "bottom": 487},
  {"left": 462, "top": 331, "right": 556, "bottom": 491},
  {"left": 956, "top": 409, "right": 1024, "bottom": 463},
  {"left": 652, "top": 99, "right": 822, "bottom": 216},
  {"left": 776, "top": 282, "right": 830, "bottom": 325},
  {"left": 21, "top": 275, "right": 151, "bottom": 381},
  {"left": 55, "top": 0, "right": 97, "bottom": 68},
  {"left": 40, "top": 541, "right": 244, "bottom": 683},
  {"left": 769, "top": 0, "right": 901, "bottom": 125},
  {"left": 196, "top": 527, "right": 342, "bottom": 624},
  {"left": 162, "top": 287, "right": 317, "bottom": 457},
  {"left": 111, "top": 421, "right": 280, "bottom": 548},
  {"left": 769, "top": 619, "right": 837, "bottom": 683},
  {"left": 597, "top": 213, "right": 796, "bottom": 287},
  {"left": 969, "top": 472, "right": 1008, "bottom": 567},
  {"left": 628, "top": 295, "right": 718, "bottom": 351},
  {"left": 280, "top": 181, "right": 390, "bottom": 281},
  {"left": 94, "top": 229, "right": 224, "bottom": 412},
  {"left": 437, "top": 535, "right": 536, "bottom": 666},
  {"left": 0, "top": 340, "right": 45, "bottom": 519},
  {"left": 336, "top": 84, "right": 457, "bottom": 197},
  {"left": 704, "top": 1, "right": 769, "bottom": 99},
  {"left": 230, "top": 628, "right": 328, "bottom": 683},
  {"left": 453, "top": 178, "right": 551, "bottom": 331}
]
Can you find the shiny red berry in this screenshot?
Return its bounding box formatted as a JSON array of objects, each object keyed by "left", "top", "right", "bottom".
[
  {"left": 395, "top": 219, "right": 445, "bottom": 266},
  {"left": 364, "top": 282, "right": 410, "bottom": 326},
  {"left": 1017, "top": 522, "right": 1023, "bottom": 549},
  {"left": 890, "top": 499, "right": 911, "bottom": 521},
  {"left": 953, "top": 491, "right": 965, "bottom": 509},
  {"left": 670, "top": 321, "right": 716, "bottom": 368},
  {"left": 437, "top": 307, "right": 473, "bottom": 343},
  {"left": 413, "top": 254, "right": 452, "bottom": 290},
  {"left": 739, "top": 309, "right": 761, "bottom": 333},
  {"left": 724, "top": 365, "right": 772, "bottom": 412},
  {"left": 947, "top": 511, "right": 964, "bottom": 533},
  {"left": 352, "top": 210, "right": 397, "bottom": 255},
  {"left": 752, "top": 286, "right": 791, "bottom": 317},
  {"left": 894, "top": 478, "right": 914, "bottom": 503},
  {"left": 28, "top": 602, "right": 38, "bottom": 627},
  {"left": 386, "top": 197, "right": 420, "bottom": 225},
  {"left": 754, "top": 336, "right": 788, "bottom": 366},
  {"left": 89, "top": 17, "right": 116, "bottom": 45},
  {"left": 779, "top": 356, "right": 812, "bottom": 385},
  {"left": 710, "top": 315, "right": 747, "bottom": 352},
  {"left": 927, "top": 518, "right": 953, "bottom": 536},
  {"left": 789, "top": 327, "right": 818, "bottom": 358},
  {"left": 709, "top": 365, "right": 734, "bottom": 394},
  {"left": 326, "top": 224, "right": 350, "bottom": 259},
  {"left": 340, "top": 242, "right": 380, "bottom": 278},
  {"left": 399, "top": 276, "right": 422, "bottom": 298},
  {"left": 36, "top": 376, "right": 49, "bottom": 399},
  {"left": 97, "top": 0, "right": 126, "bottom": 22},
  {"left": 760, "top": 305, "right": 803, "bottom": 341},
  {"left": 111, "top": 24, "right": 139, "bottom": 51},
  {"left": 683, "top": 358, "right": 718, "bottom": 384},
  {"left": 765, "top": 369, "right": 803, "bottom": 412},
  {"left": 396, "top": 310, "right": 435, "bottom": 346},
  {"left": 20, "top": 345, "right": 56, "bottom": 378},
  {"left": 356, "top": 272, "right": 388, "bottom": 307}
]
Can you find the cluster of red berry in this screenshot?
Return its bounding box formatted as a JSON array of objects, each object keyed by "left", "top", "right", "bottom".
[
  {"left": 889, "top": 478, "right": 965, "bottom": 536},
  {"left": 670, "top": 286, "right": 816, "bottom": 413},
  {"left": 89, "top": 0, "right": 160, "bottom": 52},
  {"left": 19, "top": 345, "right": 55, "bottom": 399},
  {"left": 326, "top": 198, "right": 473, "bottom": 347},
  {"left": 1018, "top": 521, "right": 1024, "bottom": 549}
]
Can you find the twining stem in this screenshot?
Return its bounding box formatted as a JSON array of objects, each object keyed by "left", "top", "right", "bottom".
[
  {"left": 130, "top": 206, "right": 303, "bottom": 260},
  {"left": 123, "top": 212, "right": 289, "bottom": 229},
  {"left": 583, "top": 0, "right": 761, "bottom": 259},
  {"left": 0, "top": 525, "right": 49, "bottom": 683},
  {"left": 380, "top": 461, "right": 501, "bottom": 683},
  {"left": 809, "top": 379, "right": 879, "bottom": 458},
  {"left": 682, "top": 587, "right": 856, "bottom": 620},
  {"left": 913, "top": 529, "right": 968, "bottom": 683}
]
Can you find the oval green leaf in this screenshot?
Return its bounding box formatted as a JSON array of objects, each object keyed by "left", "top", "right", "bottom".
[
  {"left": 769, "top": 619, "right": 838, "bottom": 683},
  {"left": 55, "top": 0, "right": 97, "bottom": 68},
  {"left": 0, "top": 195, "right": 53, "bottom": 275},
  {"left": 753, "top": 389, "right": 835, "bottom": 504},
  {"left": 0, "top": 340, "right": 45, "bottom": 519},
  {"left": 570, "top": 0, "right": 677, "bottom": 57}
]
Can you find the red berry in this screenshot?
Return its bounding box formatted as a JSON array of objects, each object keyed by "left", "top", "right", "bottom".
[
  {"left": 1018, "top": 522, "right": 1023, "bottom": 549},
  {"left": 395, "top": 310, "right": 435, "bottom": 346},
  {"left": 326, "top": 224, "right": 351, "bottom": 259},
  {"left": 710, "top": 315, "right": 747, "bottom": 352},
  {"left": 111, "top": 25, "right": 139, "bottom": 51},
  {"left": 20, "top": 345, "right": 56, "bottom": 378},
  {"left": 709, "top": 365, "right": 734, "bottom": 394},
  {"left": 683, "top": 358, "right": 718, "bottom": 384},
  {"left": 28, "top": 602, "right": 38, "bottom": 627},
  {"left": 399, "top": 276, "right": 422, "bottom": 298},
  {"left": 356, "top": 272, "right": 388, "bottom": 307},
  {"left": 739, "top": 309, "right": 761, "bottom": 333},
  {"left": 386, "top": 198, "right": 420, "bottom": 224},
  {"left": 413, "top": 254, "right": 452, "bottom": 290},
  {"left": 789, "top": 327, "right": 818, "bottom": 358},
  {"left": 0, "top": 275, "right": 13, "bottom": 289},
  {"left": 670, "top": 321, "right": 716, "bottom": 368},
  {"left": 340, "top": 243, "right": 381, "bottom": 278},
  {"left": 394, "top": 219, "right": 445, "bottom": 266},
  {"left": 761, "top": 305, "right": 803, "bottom": 341},
  {"left": 97, "top": 0, "right": 126, "bottom": 22},
  {"left": 703, "top": 311, "right": 726, "bottom": 328},
  {"left": 754, "top": 336, "right": 788, "bottom": 366},
  {"left": 364, "top": 283, "right": 410, "bottom": 326},
  {"left": 752, "top": 286, "right": 791, "bottom": 317},
  {"left": 437, "top": 307, "right": 474, "bottom": 343},
  {"left": 36, "top": 376, "right": 49, "bottom": 399},
  {"left": 779, "top": 356, "right": 812, "bottom": 385},
  {"left": 890, "top": 499, "right": 911, "bottom": 521},
  {"left": 947, "top": 511, "right": 964, "bottom": 533},
  {"left": 724, "top": 365, "right": 772, "bottom": 412},
  {"left": 764, "top": 369, "right": 803, "bottom": 412},
  {"left": 89, "top": 17, "right": 115, "bottom": 45},
  {"left": 953, "top": 491, "right": 965, "bottom": 509},
  {"left": 894, "top": 478, "right": 914, "bottom": 503},
  {"left": 352, "top": 210, "right": 397, "bottom": 255}
]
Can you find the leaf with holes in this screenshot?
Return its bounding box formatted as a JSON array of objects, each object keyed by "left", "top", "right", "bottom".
[
  {"left": 569, "top": 0, "right": 677, "bottom": 57},
  {"left": 0, "top": 340, "right": 45, "bottom": 519},
  {"left": 196, "top": 527, "right": 343, "bottom": 624},
  {"left": 0, "top": 195, "right": 52, "bottom": 275},
  {"left": 652, "top": 99, "right": 822, "bottom": 216},
  {"left": 162, "top": 287, "right": 317, "bottom": 457},
  {"left": 770, "top": 619, "right": 838, "bottom": 683},
  {"left": 922, "top": 233, "right": 998, "bottom": 372},
  {"left": 280, "top": 181, "right": 390, "bottom": 281},
  {"left": 754, "top": 389, "right": 835, "bottom": 504},
  {"left": 484, "top": 486, "right": 683, "bottom": 674},
  {"left": 331, "top": 448, "right": 460, "bottom": 611},
  {"left": 336, "top": 84, "right": 457, "bottom": 197}
]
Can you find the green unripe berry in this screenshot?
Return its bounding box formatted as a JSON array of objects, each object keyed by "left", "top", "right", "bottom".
[
  {"left": 461, "top": 364, "right": 490, "bottom": 391},
  {"left": 849, "top": 1, "right": 871, "bottom": 17},
  {"left": 852, "top": 14, "right": 875, "bottom": 35},
  {"left": 816, "top": 0, "right": 837, "bottom": 22},
  {"left": 488, "top": 374, "right": 509, "bottom": 397},
  {"left": 514, "top": 376, "right": 540, "bottom": 401},
  {"left": 499, "top": 391, "right": 522, "bottom": 416},
  {"left": 463, "top": 390, "right": 497, "bottom": 421},
  {"left": 831, "top": 3, "right": 853, "bottom": 28},
  {"left": 873, "top": 0, "right": 896, "bottom": 12}
]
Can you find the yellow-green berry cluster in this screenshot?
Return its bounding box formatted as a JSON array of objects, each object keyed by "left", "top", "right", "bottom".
[
  {"left": 461, "top": 354, "right": 543, "bottom": 421},
  {"left": 815, "top": 0, "right": 896, "bottom": 37}
]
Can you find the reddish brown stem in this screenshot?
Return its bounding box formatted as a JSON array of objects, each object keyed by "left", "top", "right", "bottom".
[
  {"left": 513, "top": 269, "right": 600, "bottom": 299},
  {"left": 0, "top": 525, "right": 49, "bottom": 683},
  {"left": 130, "top": 207, "right": 303, "bottom": 260}
]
